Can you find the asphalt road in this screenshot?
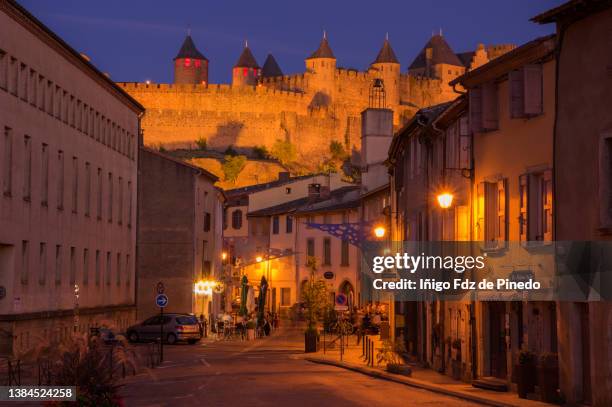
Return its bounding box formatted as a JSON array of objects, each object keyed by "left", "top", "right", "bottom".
[{"left": 119, "top": 327, "right": 480, "bottom": 407}]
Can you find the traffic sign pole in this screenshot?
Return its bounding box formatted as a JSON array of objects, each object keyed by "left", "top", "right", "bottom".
[{"left": 160, "top": 306, "right": 164, "bottom": 363}]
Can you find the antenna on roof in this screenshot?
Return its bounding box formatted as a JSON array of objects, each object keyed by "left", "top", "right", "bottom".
[
  {"left": 439, "top": 27, "right": 443, "bottom": 36},
  {"left": 385, "top": 32, "right": 389, "bottom": 41},
  {"left": 245, "top": 39, "right": 248, "bottom": 48},
  {"left": 323, "top": 29, "right": 327, "bottom": 40}
]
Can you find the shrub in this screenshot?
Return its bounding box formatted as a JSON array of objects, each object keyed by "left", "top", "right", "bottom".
[
  {"left": 222, "top": 154, "right": 247, "bottom": 183},
  {"left": 195, "top": 137, "right": 207, "bottom": 150},
  {"left": 270, "top": 139, "right": 297, "bottom": 166},
  {"left": 329, "top": 140, "right": 347, "bottom": 160},
  {"left": 301, "top": 257, "right": 329, "bottom": 331},
  {"left": 158, "top": 143, "right": 166, "bottom": 153},
  {"left": 224, "top": 145, "right": 238, "bottom": 156},
  {"left": 252, "top": 145, "right": 269, "bottom": 159}
]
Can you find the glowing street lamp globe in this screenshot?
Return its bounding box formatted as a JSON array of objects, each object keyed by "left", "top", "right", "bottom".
[
  {"left": 256, "top": 256, "right": 263, "bottom": 263},
  {"left": 437, "top": 192, "right": 454, "bottom": 209},
  {"left": 374, "top": 226, "right": 386, "bottom": 238}
]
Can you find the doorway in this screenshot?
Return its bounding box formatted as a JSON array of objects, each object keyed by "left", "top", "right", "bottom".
[{"left": 488, "top": 302, "right": 507, "bottom": 379}]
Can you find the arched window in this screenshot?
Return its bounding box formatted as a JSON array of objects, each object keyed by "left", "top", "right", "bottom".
[{"left": 232, "top": 209, "right": 243, "bottom": 229}]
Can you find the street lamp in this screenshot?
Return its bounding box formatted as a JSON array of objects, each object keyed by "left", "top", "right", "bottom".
[
  {"left": 374, "top": 225, "right": 386, "bottom": 239},
  {"left": 255, "top": 255, "right": 263, "bottom": 263},
  {"left": 221, "top": 251, "right": 228, "bottom": 261},
  {"left": 436, "top": 192, "right": 454, "bottom": 209}
]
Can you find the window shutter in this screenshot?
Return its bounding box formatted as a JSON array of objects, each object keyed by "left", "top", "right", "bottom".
[
  {"left": 476, "top": 182, "right": 486, "bottom": 242},
  {"left": 394, "top": 152, "right": 404, "bottom": 191},
  {"left": 509, "top": 69, "right": 524, "bottom": 118},
  {"left": 459, "top": 116, "right": 469, "bottom": 136},
  {"left": 485, "top": 182, "right": 498, "bottom": 247},
  {"left": 459, "top": 133, "right": 471, "bottom": 170},
  {"left": 482, "top": 82, "right": 498, "bottom": 131},
  {"left": 469, "top": 87, "right": 483, "bottom": 133},
  {"left": 519, "top": 174, "right": 529, "bottom": 242},
  {"left": 497, "top": 179, "right": 507, "bottom": 244},
  {"left": 543, "top": 169, "right": 553, "bottom": 241},
  {"left": 523, "top": 64, "right": 543, "bottom": 116}
]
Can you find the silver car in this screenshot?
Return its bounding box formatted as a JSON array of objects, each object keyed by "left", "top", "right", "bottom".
[{"left": 127, "top": 313, "right": 201, "bottom": 345}]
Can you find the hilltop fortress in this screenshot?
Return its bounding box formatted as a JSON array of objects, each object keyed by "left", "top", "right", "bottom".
[{"left": 118, "top": 33, "right": 514, "bottom": 166}]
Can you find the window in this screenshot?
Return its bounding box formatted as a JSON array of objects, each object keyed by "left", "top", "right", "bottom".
[
  {"left": 41, "top": 143, "right": 48, "bottom": 205},
  {"left": 232, "top": 209, "right": 242, "bottom": 229},
  {"left": 323, "top": 238, "right": 331, "bottom": 265},
  {"left": 108, "top": 173, "right": 113, "bottom": 222},
  {"left": 95, "top": 250, "right": 100, "bottom": 286},
  {"left": 55, "top": 245, "right": 62, "bottom": 285},
  {"left": 272, "top": 215, "right": 279, "bottom": 234},
  {"left": 118, "top": 177, "right": 123, "bottom": 225},
  {"left": 23, "top": 135, "right": 31, "bottom": 201},
  {"left": 116, "top": 253, "right": 121, "bottom": 286},
  {"left": 97, "top": 168, "right": 102, "bottom": 219},
  {"left": 126, "top": 254, "right": 130, "bottom": 286},
  {"left": 286, "top": 216, "right": 293, "bottom": 234},
  {"left": 70, "top": 247, "right": 76, "bottom": 284},
  {"left": 127, "top": 181, "right": 132, "bottom": 227},
  {"left": 3, "top": 127, "right": 12, "bottom": 196},
  {"left": 204, "top": 212, "right": 211, "bottom": 232},
  {"left": 0, "top": 50, "right": 6, "bottom": 90},
  {"left": 306, "top": 215, "right": 315, "bottom": 229},
  {"left": 39, "top": 242, "right": 46, "bottom": 285},
  {"left": 83, "top": 248, "right": 89, "bottom": 286},
  {"left": 21, "top": 240, "right": 29, "bottom": 284},
  {"left": 8, "top": 57, "right": 17, "bottom": 95},
  {"left": 476, "top": 179, "right": 507, "bottom": 249},
  {"left": 509, "top": 64, "right": 543, "bottom": 118},
  {"left": 341, "top": 240, "right": 349, "bottom": 266},
  {"left": 307, "top": 238, "right": 315, "bottom": 258},
  {"left": 72, "top": 157, "right": 78, "bottom": 213},
  {"left": 57, "top": 150, "right": 64, "bottom": 210},
  {"left": 469, "top": 82, "right": 498, "bottom": 133},
  {"left": 106, "top": 252, "right": 111, "bottom": 285},
  {"left": 84, "top": 163, "right": 91, "bottom": 216},
  {"left": 286, "top": 187, "right": 292, "bottom": 194},
  {"left": 281, "top": 288, "right": 291, "bottom": 306},
  {"left": 519, "top": 170, "right": 553, "bottom": 242}
]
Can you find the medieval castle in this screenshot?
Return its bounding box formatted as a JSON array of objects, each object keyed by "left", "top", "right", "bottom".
[{"left": 118, "top": 33, "right": 514, "bottom": 170}]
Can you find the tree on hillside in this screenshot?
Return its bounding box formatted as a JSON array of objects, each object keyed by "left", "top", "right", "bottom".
[
  {"left": 329, "top": 140, "right": 347, "bottom": 161},
  {"left": 222, "top": 155, "right": 247, "bottom": 183},
  {"left": 252, "top": 145, "right": 269, "bottom": 159},
  {"left": 270, "top": 139, "right": 297, "bottom": 166}
]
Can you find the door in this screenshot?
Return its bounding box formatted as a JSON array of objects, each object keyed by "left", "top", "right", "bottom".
[
  {"left": 139, "top": 316, "right": 161, "bottom": 340},
  {"left": 489, "top": 302, "right": 507, "bottom": 379}
]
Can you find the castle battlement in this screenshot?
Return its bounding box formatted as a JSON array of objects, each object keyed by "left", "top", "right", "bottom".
[
  {"left": 117, "top": 82, "right": 306, "bottom": 98},
  {"left": 336, "top": 68, "right": 369, "bottom": 80}
]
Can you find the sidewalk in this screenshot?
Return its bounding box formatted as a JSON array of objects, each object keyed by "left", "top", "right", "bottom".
[{"left": 300, "top": 335, "right": 551, "bottom": 407}]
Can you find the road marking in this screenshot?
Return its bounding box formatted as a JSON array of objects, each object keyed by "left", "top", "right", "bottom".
[
  {"left": 200, "top": 357, "right": 211, "bottom": 367},
  {"left": 173, "top": 394, "right": 193, "bottom": 399}
]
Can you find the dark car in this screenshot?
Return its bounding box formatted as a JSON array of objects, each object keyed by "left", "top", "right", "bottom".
[{"left": 126, "top": 313, "right": 202, "bottom": 345}]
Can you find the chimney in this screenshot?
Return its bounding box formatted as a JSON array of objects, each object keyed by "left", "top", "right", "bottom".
[{"left": 278, "top": 171, "right": 290, "bottom": 181}]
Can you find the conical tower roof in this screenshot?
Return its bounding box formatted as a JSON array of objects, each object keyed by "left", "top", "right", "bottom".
[
  {"left": 408, "top": 34, "right": 463, "bottom": 69},
  {"left": 234, "top": 44, "right": 260, "bottom": 68},
  {"left": 262, "top": 54, "right": 283, "bottom": 77},
  {"left": 373, "top": 37, "right": 399, "bottom": 64},
  {"left": 174, "top": 35, "right": 208, "bottom": 61},
  {"left": 307, "top": 34, "right": 335, "bottom": 59}
]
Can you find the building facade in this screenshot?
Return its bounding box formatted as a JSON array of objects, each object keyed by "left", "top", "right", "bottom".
[
  {"left": 533, "top": 2, "right": 612, "bottom": 405},
  {"left": 0, "top": 0, "right": 143, "bottom": 355},
  {"left": 137, "top": 148, "right": 224, "bottom": 322}
]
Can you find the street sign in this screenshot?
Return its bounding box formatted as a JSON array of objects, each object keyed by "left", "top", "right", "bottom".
[
  {"left": 156, "top": 294, "right": 168, "bottom": 308},
  {"left": 156, "top": 282, "right": 165, "bottom": 294},
  {"left": 334, "top": 293, "right": 348, "bottom": 311}
]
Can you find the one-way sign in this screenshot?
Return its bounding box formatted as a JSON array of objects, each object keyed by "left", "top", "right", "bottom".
[{"left": 156, "top": 294, "right": 168, "bottom": 308}]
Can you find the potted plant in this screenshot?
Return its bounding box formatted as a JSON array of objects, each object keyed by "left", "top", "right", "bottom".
[
  {"left": 516, "top": 350, "right": 537, "bottom": 398},
  {"left": 451, "top": 338, "right": 462, "bottom": 380},
  {"left": 246, "top": 320, "right": 256, "bottom": 340},
  {"left": 302, "top": 257, "right": 329, "bottom": 353},
  {"left": 538, "top": 352, "right": 559, "bottom": 403},
  {"left": 377, "top": 339, "right": 411, "bottom": 376}
]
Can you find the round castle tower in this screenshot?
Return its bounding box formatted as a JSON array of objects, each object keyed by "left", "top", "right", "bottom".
[
  {"left": 232, "top": 43, "right": 260, "bottom": 87},
  {"left": 370, "top": 35, "right": 400, "bottom": 109},
  {"left": 173, "top": 34, "right": 208, "bottom": 85},
  {"left": 305, "top": 33, "right": 336, "bottom": 105}
]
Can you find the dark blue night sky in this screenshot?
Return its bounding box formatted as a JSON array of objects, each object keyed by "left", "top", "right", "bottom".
[{"left": 19, "top": 0, "right": 561, "bottom": 84}]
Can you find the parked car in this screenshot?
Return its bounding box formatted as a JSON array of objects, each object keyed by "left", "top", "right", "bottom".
[
  {"left": 127, "top": 313, "right": 201, "bottom": 345},
  {"left": 89, "top": 327, "right": 120, "bottom": 345}
]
